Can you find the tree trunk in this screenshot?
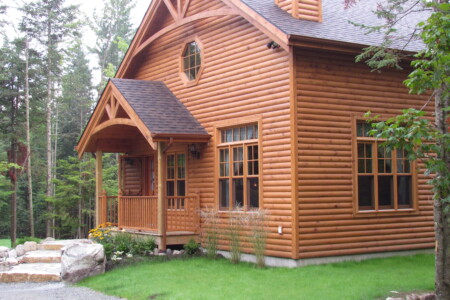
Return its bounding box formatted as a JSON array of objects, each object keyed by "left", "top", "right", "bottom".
[
  {"left": 25, "top": 35, "right": 34, "bottom": 237},
  {"left": 45, "top": 22, "right": 53, "bottom": 237},
  {"left": 433, "top": 86, "right": 450, "bottom": 300}
]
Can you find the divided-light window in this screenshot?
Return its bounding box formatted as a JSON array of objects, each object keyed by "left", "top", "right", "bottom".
[
  {"left": 356, "top": 121, "right": 414, "bottom": 211},
  {"left": 218, "top": 124, "right": 259, "bottom": 210},
  {"left": 182, "top": 41, "right": 201, "bottom": 81}
]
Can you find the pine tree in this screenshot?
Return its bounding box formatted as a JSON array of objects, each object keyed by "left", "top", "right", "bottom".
[
  {"left": 91, "top": 0, "right": 135, "bottom": 92},
  {"left": 20, "top": 0, "right": 80, "bottom": 237}
]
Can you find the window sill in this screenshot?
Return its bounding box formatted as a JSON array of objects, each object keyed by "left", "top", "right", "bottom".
[{"left": 353, "top": 208, "right": 419, "bottom": 218}]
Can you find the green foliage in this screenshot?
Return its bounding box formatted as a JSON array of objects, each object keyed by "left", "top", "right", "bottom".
[
  {"left": 79, "top": 255, "right": 434, "bottom": 300},
  {"left": 405, "top": 2, "right": 450, "bottom": 98},
  {"left": 16, "top": 236, "right": 41, "bottom": 245},
  {"left": 183, "top": 238, "right": 200, "bottom": 255}
]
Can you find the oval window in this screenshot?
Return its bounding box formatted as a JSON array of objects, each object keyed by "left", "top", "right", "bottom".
[{"left": 182, "top": 41, "right": 201, "bottom": 81}]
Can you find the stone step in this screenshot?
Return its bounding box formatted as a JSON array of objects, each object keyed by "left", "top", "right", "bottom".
[
  {"left": 0, "top": 263, "right": 61, "bottom": 283},
  {"left": 38, "top": 239, "right": 82, "bottom": 251},
  {"left": 22, "top": 250, "right": 61, "bottom": 264}
]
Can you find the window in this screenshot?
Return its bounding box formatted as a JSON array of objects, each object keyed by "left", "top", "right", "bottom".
[
  {"left": 182, "top": 41, "right": 201, "bottom": 81},
  {"left": 166, "top": 153, "right": 186, "bottom": 197},
  {"left": 355, "top": 121, "right": 414, "bottom": 211},
  {"left": 218, "top": 124, "right": 259, "bottom": 210}
]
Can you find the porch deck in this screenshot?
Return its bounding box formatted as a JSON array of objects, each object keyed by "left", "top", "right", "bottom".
[{"left": 99, "top": 193, "right": 200, "bottom": 247}]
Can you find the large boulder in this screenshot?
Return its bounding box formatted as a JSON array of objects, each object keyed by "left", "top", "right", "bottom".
[
  {"left": 60, "top": 242, "right": 105, "bottom": 283},
  {"left": 15, "top": 245, "right": 25, "bottom": 257},
  {"left": 23, "top": 241, "right": 37, "bottom": 252},
  {"left": 0, "top": 246, "right": 9, "bottom": 258}
]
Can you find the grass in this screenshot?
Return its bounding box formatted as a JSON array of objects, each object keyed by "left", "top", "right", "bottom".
[
  {"left": 0, "top": 239, "right": 11, "bottom": 248},
  {"left": 79, "top": 254, "right": 434, "bottom": 300}
]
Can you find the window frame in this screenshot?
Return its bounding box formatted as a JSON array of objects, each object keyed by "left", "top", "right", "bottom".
[
  {"left": 352, "top": 117, "right": 418, "bottom": 216},
  {"left": 215, "top": 120, "right": 262, "bottom": 212},
  {"left": 165, "top": 152, "right": 187, "bottom": 198},
  {"left": 179, "top": 37, "right": 204, "bottom": 86}
]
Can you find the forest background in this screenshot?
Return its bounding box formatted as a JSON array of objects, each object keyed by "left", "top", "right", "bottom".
[{"left": 0, "top": 0, "right": 147, "bottom": 243}]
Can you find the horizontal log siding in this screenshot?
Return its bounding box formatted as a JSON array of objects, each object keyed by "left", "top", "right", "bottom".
[
  {"left": 295, "top": 48, "right": 434, "bottom": 258},
  {"left": 128, "top": 0, "right": 293, "bottom": 258}
]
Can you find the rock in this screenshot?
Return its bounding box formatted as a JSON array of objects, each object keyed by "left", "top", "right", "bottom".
[
  {"left": 386, "top": 298, "right": 403, "bottom": 300},
  {"left": 158, "top": 253, "right": 166, "bottom": 256},
  {"left": 8, "top": 249, "right": 17, "bottom": 259},
  {"left": 173, "top": 250, "right": 181, "bottom": 256},
  {"left": 166, "top": 249, "right": 173, "bottom": 256},
  {"left": 23, "top": 241, "right": 37, "bottom": 252},
  {"left": 5, "top": 257, "right": 18, "bottom": 266},
  {"left": 44, "top": 237, "right": 55, "bottom": 242},
  {"left": 0, "top": 246, "right": 9, "bottom": 258},
  {"left": 420, "top": 294, "right": 436, "bottom": 300},
  {"left": 15, "top": 245, "right": 25, "bottom": 257},
  {"left": 153, "top": 248, "right": 159, "bottom": 255},
  {"left": 179, "top": 250, "right": 185, "bottom": 255},
  {"left": 0, "top": 261, "right": 11, "bottom": 272},
  {"left": 61, "top": 242, "right": 105, "bottom": 283}
]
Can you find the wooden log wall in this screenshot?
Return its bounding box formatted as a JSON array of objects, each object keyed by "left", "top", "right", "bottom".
[
  {"left": 128, "top": 0, "right": 294, "bottom": 258},
  {"left": 295, "top": 47, "right": 435, "bottom": 259}
]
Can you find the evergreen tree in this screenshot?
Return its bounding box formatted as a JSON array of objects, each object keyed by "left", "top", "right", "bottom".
[
  {"left": 20, "top": 0, "right": 80, "bottom": 237},
  {"left": 91, "top": 0, "right": 135, "bottom": 92}
]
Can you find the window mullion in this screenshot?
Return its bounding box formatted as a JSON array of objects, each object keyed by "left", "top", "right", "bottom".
[
  {"left": 243, "top": 145, "right": 248, "bottom": 210},
  {"left": 393, "top": 150, "right": 399, "bottom": 210},
  {"left": 228, "top": 145, "right": 233, "bottom": 211},
  {"left": 373, "top": 142, "right": 379, "bottom": 211}
]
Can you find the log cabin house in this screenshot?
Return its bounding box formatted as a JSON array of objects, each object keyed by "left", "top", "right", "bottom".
[{"left": 76, "top": 0, "right": 435, "bottom": 266}]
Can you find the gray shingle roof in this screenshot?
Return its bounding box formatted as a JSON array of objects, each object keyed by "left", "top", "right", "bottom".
[
  {"left": 111, "top": 78, "right": 209, "bottom": 137},
  {"left": 241, "top": 0, "right": 429, "bottom": 52}
]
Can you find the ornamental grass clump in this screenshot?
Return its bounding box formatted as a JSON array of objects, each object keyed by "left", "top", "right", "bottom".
[
  {"left": 249, "top": 210, "right": 268, "bottom": 268},
  {"left": 200, "top": 208, "right": 220, "bottom": 259},
  {"left": 228, "top": 208, "right": 248, "bottom": 264}
]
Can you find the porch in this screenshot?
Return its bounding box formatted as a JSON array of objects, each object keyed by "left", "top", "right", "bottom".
[
  {"left": 76, "top": 79, "right": 211, "bottom": 249},
  {"left": 99, "top": 192, "right": 200, "bottom": 245}
]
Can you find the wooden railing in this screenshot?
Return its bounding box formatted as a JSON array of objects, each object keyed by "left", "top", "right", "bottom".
[
  {"left": 100, "top": 192, "right": 118, "bottom": 225},
  {"left": 167, "top": 194, "right": 200, "bottom": 232},
  {"left": 101, "top": 192, "right": 200, "bottom": 233},
  {"left": 118, "top": 195, "right": 158, "bottom": 231}
]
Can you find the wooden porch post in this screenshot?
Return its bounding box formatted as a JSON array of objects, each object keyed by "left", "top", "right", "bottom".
[
  {"left": 95, "top": 150, "right": 103, "bottom": 227},
  {"left": 157, "top": 142, "right": 167, "bottom": 250}
]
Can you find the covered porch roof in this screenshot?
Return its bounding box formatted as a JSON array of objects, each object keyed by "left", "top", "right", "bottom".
[{"left": 76, "top": 79, "right": 211, "bottom": 158}]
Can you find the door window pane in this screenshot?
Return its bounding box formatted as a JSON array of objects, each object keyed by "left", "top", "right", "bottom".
[
  {"left": 233, "top": 147, "right": 243, "bottom": 176},
  {"left": 166, "top": 181, "right": 175, "bottom": 197},
  {"left": 177, "top": 180, "right": 186, "bottom": 197}
]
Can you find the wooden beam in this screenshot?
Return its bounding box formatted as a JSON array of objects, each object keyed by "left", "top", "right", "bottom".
[
  {"left": 132, "top": 9, "right": 238, "bottom": 59},
  {"left": 163, "top": 0, "right": 179, "bottom": 21},
  {"left": 181, "top": 0, "right": 190, "bottom": 18},
  {"left": 105, "top": 104, "right": 113, "bottom": 120},
  {"left": 95, "top": 150, "right": 103, "bottom": 227},
  {"left": 157, "top": 142, "right": 167, "bottom": 250},
  {"left": 92, "top": 118, "right": 136, "bottom": 136}
]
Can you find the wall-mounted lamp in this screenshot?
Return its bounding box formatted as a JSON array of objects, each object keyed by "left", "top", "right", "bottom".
[
  {"left": 189, "top": 143, "right": 201, "bottom": 160},
  {"left": 266, "top": 41, "right": 280, "bottom": 49}
]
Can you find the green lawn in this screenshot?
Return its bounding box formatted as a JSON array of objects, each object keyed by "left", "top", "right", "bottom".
[
  {"left": 0, "top": 239, "right": 11, "bottom": 248},
  {"left": 79, "top": 254, "right": 434, "bottom": 300}
]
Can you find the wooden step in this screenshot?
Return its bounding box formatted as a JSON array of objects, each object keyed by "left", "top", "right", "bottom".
[
  {"left": 0, "top": 263, "right": 61, "bottom": 283},
  {"left": 22, "top": 250, "right": 61, "bottom": 264}
]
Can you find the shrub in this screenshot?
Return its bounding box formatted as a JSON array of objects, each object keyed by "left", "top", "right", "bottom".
[
  {"left": 16, "top": 236, "right": 41, "bottom": 245},
  {"left": 184, "top": 238, "right": 200, "bottom": 255},
  {"left": 132, "top": 237, "right": 157, "bottom": 255}
]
